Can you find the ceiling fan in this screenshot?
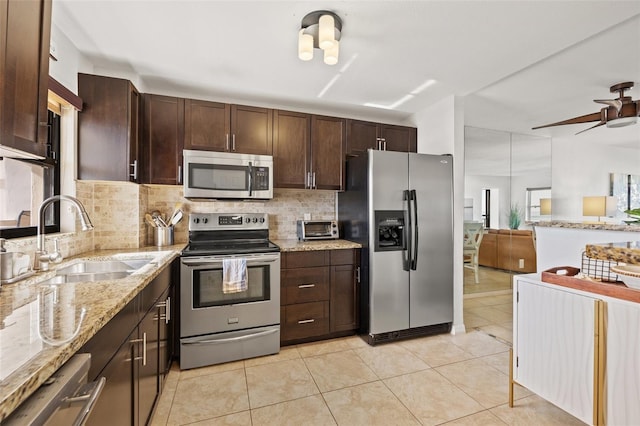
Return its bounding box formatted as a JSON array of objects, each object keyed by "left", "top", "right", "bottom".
[{"left": 533, "top": 81, "right": 639, "bottom": 134}]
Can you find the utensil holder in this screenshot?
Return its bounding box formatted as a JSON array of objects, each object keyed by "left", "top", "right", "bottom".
[{"left": 154, "top": 227, "right": 174, "bottom": 247}]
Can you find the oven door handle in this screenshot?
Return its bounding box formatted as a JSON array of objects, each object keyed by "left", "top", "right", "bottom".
[
  {"left": 181, "top": 254, "right": 280, "bottom": 266},
  {"left": 181, "top": 328, "right": 278, "bottom": 345}
]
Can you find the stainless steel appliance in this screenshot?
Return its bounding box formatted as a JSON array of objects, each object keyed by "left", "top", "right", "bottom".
[
  {"left": 338, "top": 150, "right": 453, "bottom": 344},
  {"left": 4, "top": 354, "right": 105, "bottom": 425},
  {"left": 179, "top": 213, "right": 280, "bottom": 369},
  {"left": 183, "top": 150, "right": 273, "bottom": 200},
  {"left": 296, "top": 220, "right": 339, "bottom": 241}
]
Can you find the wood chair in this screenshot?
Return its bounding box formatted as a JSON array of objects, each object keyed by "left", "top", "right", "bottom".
[{"left": 463, "top": 221, "right": 484, "bottom": 284}]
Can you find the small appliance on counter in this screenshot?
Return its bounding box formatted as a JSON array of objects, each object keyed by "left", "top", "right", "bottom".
[
  {"left": 0, "top": 238, "right": 33, "bottom": 285},
  {"left": 296, "top": 220, "right": 339, "bottom": 241}
]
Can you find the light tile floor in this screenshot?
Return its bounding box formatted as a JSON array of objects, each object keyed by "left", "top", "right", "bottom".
[{"left": 151, "top": 293, "right": 585, "bottom": 425}]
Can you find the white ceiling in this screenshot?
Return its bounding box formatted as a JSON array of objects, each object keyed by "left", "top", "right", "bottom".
[{"left": 53, "top": 1, "right": 640, "bottom": 147}]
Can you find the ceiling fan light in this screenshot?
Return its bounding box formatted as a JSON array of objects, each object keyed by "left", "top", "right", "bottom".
[
  {"left": 319, "top": 14, "right": 335, "bottom": 50},
  {"left": 298, "top": 29, "right": 313, "bottom": 61},
  {"left": 323, "top": 40, "right": 339, "bottom": 65},
  {"left": 606, "top": 116, "right": 638, "bottom": 128}
]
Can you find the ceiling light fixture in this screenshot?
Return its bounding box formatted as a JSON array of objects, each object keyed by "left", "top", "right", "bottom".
[{"left": 298, "top": 10, "right": 342, "bottom": 65}]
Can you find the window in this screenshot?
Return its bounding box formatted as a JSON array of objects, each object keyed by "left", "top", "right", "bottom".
[
  {"left": 525, "top": 187, "right": 551, "bottom": 221},
  {"left": 0, "top": 111, "right": 60, "bottom": 238},
  {"left": 610, "top": 173, "right": 640, "bottom": 212}
]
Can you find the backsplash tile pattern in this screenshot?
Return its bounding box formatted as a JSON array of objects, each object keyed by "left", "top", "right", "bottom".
[
  {"left": 76, "top": 180, "right": 142, "bottom": 250},
  {"left": 5, "top": 183, "right": 337, "bottom": 258},
  {"left": 146, "top": 185, "right": 337, "bottom": 242}
]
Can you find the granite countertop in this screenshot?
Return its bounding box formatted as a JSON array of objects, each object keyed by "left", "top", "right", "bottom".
[
  {"left": 534, "top": 221, "right": 640, "bottom": 232},
  {"left": 272, "top": 239, "right": 362, "bottom": 252},
  {"left": 585, "top": 241, "right": 640, "bottom": 265},
  {"left": 0, "top": 244, "right": 185, "bottom": 421}
]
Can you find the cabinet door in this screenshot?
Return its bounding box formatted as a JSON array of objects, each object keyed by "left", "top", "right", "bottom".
[
  {"left": 184, "top": 99, "right": 230, "bottom": 151},
  {"left": 0, "top": 0, "right": 51, "bottom": 157},
  {"left": 515, "top": 279, "right": 595, "bottom": 425},
  {"left": 273, "top": 110, "right": 310, "bottom": 188},
  {"left": 311, "top": 115, "right": 345, "bottom": 190},
  {"left": 138, "top": 308, "right": 160, "bottom": 426},
  {"left": 78, "top": 74, "right": 139, "bottom": 181},
  {"left": 346, "top": 119, "right": 378, "bottom": 157},
  {"left": 330, "top": 263, "right": 358, "bottom": 333},
  {"left": 142, "top": 94, "right": 184, "bottom": 185},
  {"left": 86, "top": 332, "right": 135, "bottom": 426},
  {"left": 379, "top": 124, "right": 417, "bottom": 153},
  {"left": 230, "top": 105, "right": 272, "bottom": 155}
]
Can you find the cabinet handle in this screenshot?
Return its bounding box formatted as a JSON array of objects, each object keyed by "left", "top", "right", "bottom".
[
  {"left": 226, "top": 134, "right": 230, "bottom": 151},
  {"left": 165, "top": 296, "right": 171, "bottom": 324},
  {"left": 298, "top": 319, "right": 315, "bottom": 324},
  {"left": 312, "top": 172, "right": 316, "bottom": 189},
  {"left": 177, "top": 165, "right": 183, "bottom": 184},
  {"left": 356, "top": 266, "right": 361, "bottom": 283},
  {"left": 142, "top": 332, "right": 147, "bottom": 366},
  {"left": 383, "top": 139, "right": 387, "bottom": 151},
  {"left": 129, "top": 160, "right": 138, "bottom": 181},
  {"left": 306, "top": 172, "right": 311, "bottom": 189},
  {"left": 232, "top": 134, "right": 236, "bottom": 152},
  {"left": 376, "top": 138, "right": 381, "bottom": 150},
  {"left": 129, "top": 338, "right": 143, "bottom": 344},
  {"left": 298, "top": 284, "right": 316, "bottom": 288}
]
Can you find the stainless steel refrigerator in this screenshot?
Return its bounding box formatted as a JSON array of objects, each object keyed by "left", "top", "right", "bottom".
[{"left": 338, "top": 150, "right": 453, "bottom": 344}]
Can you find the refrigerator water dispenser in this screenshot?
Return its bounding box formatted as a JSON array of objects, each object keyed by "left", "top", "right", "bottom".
[{"left": 374, "top": 211, "right": 405, "bottom": 251}]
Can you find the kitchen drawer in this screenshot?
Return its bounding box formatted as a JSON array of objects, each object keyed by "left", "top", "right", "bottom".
[
  {"left": 330, "top": 249, "right": 355, "bottom": 265},
  {"left": 282, "top": 251, "right": 329, "bottom": 268},
  {"left": 282, "top": 301, "right": 329, "bottom": 341},
  {"left": 283, "top": 266, "right": 330, "bottom": 304}
]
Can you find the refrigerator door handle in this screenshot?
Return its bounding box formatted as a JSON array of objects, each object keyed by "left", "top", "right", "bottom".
[
  {"left": 410, "top": 189, "right": 418, "bottom": 270},
  {"left": 403, "top": 190, "right": 412, "bottom": 271}
]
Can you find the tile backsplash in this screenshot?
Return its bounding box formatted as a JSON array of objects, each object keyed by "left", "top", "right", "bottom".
[
  {"left": 80, "top": 181, "right": 337, "bottom": 249},
  {"left": 4, "top": 182, "right": 337, "bottom": 257}
]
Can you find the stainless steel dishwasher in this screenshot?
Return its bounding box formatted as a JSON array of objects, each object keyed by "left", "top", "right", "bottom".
[{"left": 4, "top": 353, "right": 105, "bottom": 425}]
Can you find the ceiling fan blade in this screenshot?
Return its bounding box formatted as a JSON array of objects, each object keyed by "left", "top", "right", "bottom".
[
  {"left": 594, "top": 99, "right": 622, "bottom": 112},
  {"left": 532, "top": 111, "right": 602, "bottom": 130},
  {"left": 575, "top": 121, "right": 605, "bottom": 135}
]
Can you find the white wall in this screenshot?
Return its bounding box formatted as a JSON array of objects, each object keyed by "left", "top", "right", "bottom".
[
  {"left": 551, "top": 138, "right": 640, "bottom": 221},
  {"left": 409, "top": 95, "right": 466, "bottom": 335}
]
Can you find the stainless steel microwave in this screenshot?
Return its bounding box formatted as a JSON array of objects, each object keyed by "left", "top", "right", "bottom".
[
  {"left": 183, "top": 150, "right": 273, "bottom": 200},
  {"left": 297, "top": 220, "right": 339, "bottom": 240}
]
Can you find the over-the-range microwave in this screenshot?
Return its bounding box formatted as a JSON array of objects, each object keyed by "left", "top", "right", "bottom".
[{"left": 183, "top": 150, "right": 273, "bottom": 200}]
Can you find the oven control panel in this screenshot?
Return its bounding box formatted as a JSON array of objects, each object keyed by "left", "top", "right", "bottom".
[{"left": 189, "top": 213, "right": 268, "bottom": 231}]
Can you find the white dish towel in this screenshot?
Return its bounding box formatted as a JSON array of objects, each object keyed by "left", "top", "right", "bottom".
[{"left": 222, "top": 258, "right": 248, "bottom": 294}]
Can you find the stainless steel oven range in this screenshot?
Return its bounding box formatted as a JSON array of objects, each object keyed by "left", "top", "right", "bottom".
[{"left": 179, "top": 212, "right": 280, "bottom": 370}]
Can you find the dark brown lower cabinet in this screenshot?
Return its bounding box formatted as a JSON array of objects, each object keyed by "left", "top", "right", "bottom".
[
  {"left": 281, "top": 249, "right": 360, "bottom": 345},
  {"left": 83, "top": 261, "right": 175, "bottom": 425}
]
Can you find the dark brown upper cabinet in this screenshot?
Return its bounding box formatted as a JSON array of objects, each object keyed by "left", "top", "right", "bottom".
[
  {"left": 346, "top": 119, "right": 417, "bottom": 157},
  {"left": 311, "top": 115, "right": 345, "bottom": 190},
  {"left": 273, "top": 111, "right": 345, "bottom": 190},
  {"left": 0, "top": 0, "right": 51, "bottom": 158},
  {"left": 142, "top": 94, "right": 184, "bottom": 185},
  {"left": 184, "top": 100, "right": 272, "bottom": 155},
  {"left": 78, "top": 74, "right": 140, "bottom": 182},
  {"left": 273, "top": 110, "right": 310, "bottom": 188}
]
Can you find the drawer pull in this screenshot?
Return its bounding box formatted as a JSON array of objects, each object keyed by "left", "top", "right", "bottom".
[
  {"left": 298, "top": 319, "right": 315, "bottom": 324},
  {"left": 298, "top": 284, "right": 316, "bottom": 289}
]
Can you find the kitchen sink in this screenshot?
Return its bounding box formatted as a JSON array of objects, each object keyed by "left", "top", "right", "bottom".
[
  {"left": 41, "top": 271, "right": 132, "bottom": 285},
  {"left": 39, "top": 257, "right": 155, "bottom": 285},
  {"left": 55, "top": 259, "right": 152, "bottom": 275}
]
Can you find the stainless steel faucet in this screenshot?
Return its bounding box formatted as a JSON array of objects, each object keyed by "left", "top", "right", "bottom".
[{"left": 35, "top": 195, "right": 94, "bottom": 271}]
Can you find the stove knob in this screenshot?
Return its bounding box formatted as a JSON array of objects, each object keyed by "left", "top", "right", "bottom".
[
  {"left": 194, "top": 218, "right": 200, "bottom": 224},
  {"left": 245, "top": 217, "right": 251, "bottom": 224},
  {"left": 259, "top": 217, "right": 265, "bottom": 223},
  {"left": 252, "top": 217, "right": 258, "bottom": 223}
]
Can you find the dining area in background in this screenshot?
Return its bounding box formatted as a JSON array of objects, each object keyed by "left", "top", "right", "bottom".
[{"left": 463, "top": 221, "right": 484, "bottom": 284}]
